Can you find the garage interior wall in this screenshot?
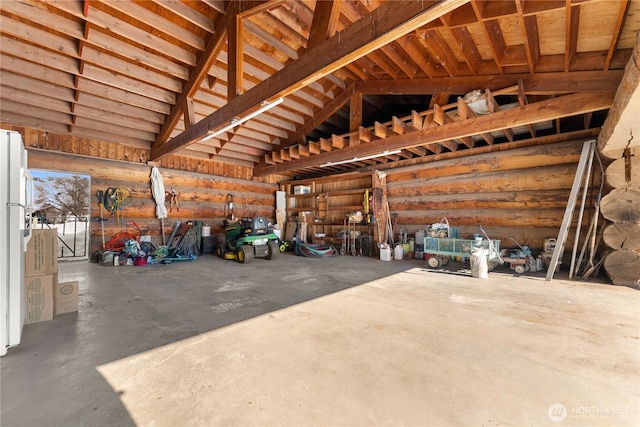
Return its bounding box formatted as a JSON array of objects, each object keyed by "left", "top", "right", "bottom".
[
  {"left": 7, "top": 124, "right": 600, "bottom": 262},
  {"left": 9, "top": 126, "right": 279, "bottom": 256}
]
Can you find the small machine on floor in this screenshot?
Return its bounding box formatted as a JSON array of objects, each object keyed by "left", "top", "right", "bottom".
[{"left": 217, "top": 216, "right": 280, "bottom": 264}]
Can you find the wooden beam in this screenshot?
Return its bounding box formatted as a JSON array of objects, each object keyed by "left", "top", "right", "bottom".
[
  {"left": 516, "top": 0, "right": 541, "bottom": 74},
  {"left": 412, "top": 111, "right": 424, "bottom": 130},
  {"left": 598, "top": 32, "right": 640, "bottom": 157},
  {"left": 283, "top": 84, "right": 355, "bottom": 147},
  {"left": 236, "top": 0, "right": 286, "bottom": 18},
  {"left": 434, "top": 104, "right": 475, "bottom": 148},
  {"left": 457, "top": 96, "right": 493, "bottom": 144},
  {"left": 378, "top": 43, "right": 418, "bottom": 79},
  {"left": 448, "top": 26, "right": 482, "bottom": 75},
  {"left": 359, "top": 126, "right": 380, "bottom": 143},
  {"left": 417, "top": 29, "right": 460, "bottom": 77},
  {"left": 355, "top": 71, "right": 623, "bottom": 95},
  {"left": 183, "top": 97, "right": 195, "bottom": 129},
  {"left": 604, "top": 0, "right": 631, "bottom": 71},
  {"left": 517, "top": 80, "right": 536, "bottom": 138},
  {"left": 150, "top": 0, "right": 467, "bottom": 161},
  {"left": 153, "top": 2, "right": 237, "bottom": 146},
  {"left": 254, "top": 91, "right": 615, "bottom": 176},
  {"left": 565, "top": 3, "right": 580, "bottom": 72},
  {"left": 485, "top": 89, "right": 514, "bottom": 141},
  {"left": 429, "top": 92, "right": 450, "bottom": 110},
  {"left": 396, "top": 34, "right": 440, "bottom": 77},
  {"left": 307, "top": 0, "right": 341, "bottom": 50},
  {"left": 227, "top": 7, "right": 243, "bottom": 100},
  {"left": 350, "top": 92, "right": 362, "bottom": 132},
  {"left": 375, "top": 122, "right": 397, "bottom": 139}
]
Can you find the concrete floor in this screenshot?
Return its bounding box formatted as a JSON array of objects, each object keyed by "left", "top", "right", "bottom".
[{"left": 1, "top": 253, "right": 638, "bottom": 426}]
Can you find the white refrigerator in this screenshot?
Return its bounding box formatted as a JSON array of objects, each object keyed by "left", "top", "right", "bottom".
[{"left": 1, "top": 130, "right": 32, "bottom": 356}]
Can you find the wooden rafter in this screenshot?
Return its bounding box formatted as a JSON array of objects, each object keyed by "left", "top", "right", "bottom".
[
  {"left": 515, "top": 0, "right": 540, "bottom": 74},
  {"left": 470, "top": 1, "right": 504, "bottom": 73},
  {"left": 307, "top": 0, "right": 341, "bottom": 50},
  {"left": 254, "top": 91, "right": 615, "bottom": 176},
  {"left": 447, "top": 26, "right": 482, "bottom": 76},
  {"left": 227, "top": 5, "right": 242, "bottom": 100},
  {"left": 282, "top": 84, "right": 355, "bottom": 147},
  {"left": 153, "top": 2, "right": 236, "bottom": 146},
  {"left": 604, "top": 0, "right": 631, "bottom": 71},
  {"left": 396, "top": 33, "right": 440, "bottom": 77},
  {"left": 565, "top": 2, "right": 580, "bottom": 72},
  {"left": 150, "top": 0, "right": 466, "bottom": 161},
  {"left": 350, "top": 92, "right": 362, "bottom": 132},
  {"left": 355, "top": 71, "right": 623, "bottom": 95},
  {"left": 416, "top": 29, "right": 460, "bottom": 77}
]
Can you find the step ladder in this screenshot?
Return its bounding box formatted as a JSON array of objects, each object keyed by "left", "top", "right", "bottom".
[{"left": 545, "top": 139, "right": 596, "bottom": 282}]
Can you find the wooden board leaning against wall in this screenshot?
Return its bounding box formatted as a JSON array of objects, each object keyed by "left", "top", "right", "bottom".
[
  {"left": 384, "top": 138, "right": 604, "bottom": 261},
  {"left": 10, "top": 126, "right": 279, "bottom": 258}
]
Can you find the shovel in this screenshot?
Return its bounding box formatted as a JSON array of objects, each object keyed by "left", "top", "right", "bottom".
[
  {"left": 96, "top": 190, "right": 107, "bottom": 249},
  {"left": 581, "top": 193, "right": 601, "bottom": 280}
]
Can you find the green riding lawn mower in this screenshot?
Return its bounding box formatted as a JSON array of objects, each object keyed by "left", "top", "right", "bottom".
[{"left": 217, "top": 216, "right": 280, "bottom": 264}]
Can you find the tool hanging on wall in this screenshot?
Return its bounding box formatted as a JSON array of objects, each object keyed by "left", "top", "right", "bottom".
[
  {"left": 363, "top": 189, "right": 371, "bottom": 223},
  {"left": 103, "top": 187, "right": 132, "bottom": 231},
  {"left": 96, "top": 189, "right": 107, "bottom": 249},
  {"left": 169, "top": 187, "right": 179, "bottom": 213},
  {"left": 224, "top": 193, "right": 234, "bottom": 220}
]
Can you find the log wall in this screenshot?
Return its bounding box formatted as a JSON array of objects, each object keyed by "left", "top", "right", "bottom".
[
  {"left": 7, "top": 124, "right": 603, "bottom": 264},
  {"left": 384, "top": 139, "right": 601, "bottom": 257},
  {"left": 7, "top": 126, "right": 279, "bottom": 258}
]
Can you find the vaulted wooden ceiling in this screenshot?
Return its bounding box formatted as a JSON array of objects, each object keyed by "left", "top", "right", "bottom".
[{"left": 1, "top": 0, "right": 638, "bottom": 179}]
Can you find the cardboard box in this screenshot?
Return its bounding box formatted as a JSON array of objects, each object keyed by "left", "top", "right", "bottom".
[
  {"left": 54, "top": 281, "right": 79, "bottom": 316},
  {"left": 25, "top": 274, "right": 54, "bottom": 324},
  {"left": 25, "top": 229, "right": 58, "bottom": 276}
]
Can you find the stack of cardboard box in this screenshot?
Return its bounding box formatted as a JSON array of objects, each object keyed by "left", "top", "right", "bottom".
[{"left": 24, "top": 229, "right": 79, "bottom": 324}]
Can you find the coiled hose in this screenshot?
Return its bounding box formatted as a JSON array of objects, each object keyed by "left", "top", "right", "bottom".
[{"left": 294, "top": 242, "right": 338, "bottom": 258}]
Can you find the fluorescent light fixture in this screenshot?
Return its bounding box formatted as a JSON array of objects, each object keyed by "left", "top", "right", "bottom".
[
  {"left": 201, "top": 97, "right": 284, "bottom": 142},
  {"left": 320, "top": 150, "right": 402, "bottom": 167}
]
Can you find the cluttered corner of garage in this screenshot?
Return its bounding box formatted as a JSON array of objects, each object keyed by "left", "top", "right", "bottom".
[
  {"left": 275, "top": 173, "right": 556, "bottom": 278},
  {"left": 93, "top": 186, "right": 204, "bottom": 267},
  {"left": 378, "top": 216, "right": 558, "bottom": 279},
  {"left": 24, "top": 228, "right": 79, "bottom": 325},
  {"left": 92, "top": 165, "right": 215, "bottom": 267}
]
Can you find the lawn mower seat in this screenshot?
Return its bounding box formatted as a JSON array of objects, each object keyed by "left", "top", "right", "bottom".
[{"left": 251, "top": 217, "right": 269, "bottom": 235}]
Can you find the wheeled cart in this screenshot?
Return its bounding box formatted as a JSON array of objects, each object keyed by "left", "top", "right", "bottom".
[{"left": 424, "top": 236, "right": 503, "bottom": 269}]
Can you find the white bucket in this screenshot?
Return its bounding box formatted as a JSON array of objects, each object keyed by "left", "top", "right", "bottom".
[
  {"left": 471, "top": 248, "right": 488, "bottom": 279},
  {"left": 394, "top": 245, "right": 404, "bottom": 260},
  {"left": 380, "top": 247, "right": 392, "bottom": 261},
  {"left": 202, "top": 226, "right": 211, "bottom": 237}
]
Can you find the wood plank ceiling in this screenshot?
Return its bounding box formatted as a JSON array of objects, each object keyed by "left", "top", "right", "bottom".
[{"left": 1, "top": 0, "right": 638, "bottom": 179}]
